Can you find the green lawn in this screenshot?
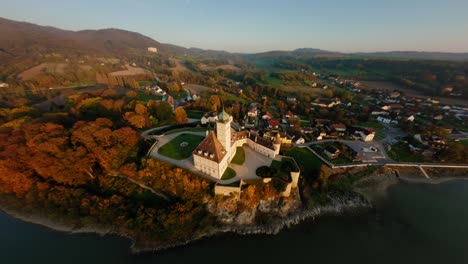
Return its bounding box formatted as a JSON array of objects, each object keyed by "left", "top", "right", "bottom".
[
  {"left": 186, "top": 110, "right": 205, "bottom": 119},
  {"left": 157, "top": 134, "right": 204, "bottom": 160},
  {"left": 356, "top": 120, "right": 385, "bottom": 130},
  {"left": 137, "top": 90, "right": 162, "bottom": 102},
  {"left": 221, "top": 167, "right": 237, "bottom": 180},
  {"left": 263, "top": 73, "right": 284, "bottom": 87},
  {"left": 165, "top": 127, "right": 207, "bottom": 135},
  {"left": 224, "top": 93, "right": 247, "bottom": 103},
  {"left": 386, "top": 142, "right": 424, "bottom": 162},
  {"left": 283, "top": 147, "right": 324, "bottom": 176},
  {"left": 171, "top": 91, "right": 187, "bottom": 100},
  {"left": 231, "top": 147, "right": 245, "bottom": 165}
]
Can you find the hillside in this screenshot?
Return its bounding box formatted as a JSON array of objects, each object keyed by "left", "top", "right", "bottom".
[{"left": 0, "top": 17, "right": 188, "bottom": 60}]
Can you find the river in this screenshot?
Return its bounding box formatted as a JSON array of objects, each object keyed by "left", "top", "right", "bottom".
[{"left": 2, "top": 180, "right": 468, "bottom": 264}]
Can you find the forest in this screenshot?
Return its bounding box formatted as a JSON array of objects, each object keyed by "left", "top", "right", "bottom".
[{"left": 0, "top": 85, "right": 216, "bottom": 248}]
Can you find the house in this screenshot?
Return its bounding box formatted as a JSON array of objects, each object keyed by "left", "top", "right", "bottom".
[
  {"left": 268, "top": 119, "right": 280, "bottom": 129},
  {"left": 324, "top": 145, "right": 340, "bottom": 159},
  {"left": 331, "top": 124, "right": 346, "bottom": 136},
  {"left": 294, "top": 137, "right": 305, "bottom": 145},
  {"left": 301, "top": 127, "right": 315, "bottom": 134},
  {"left": 278, "top": 132, "right": 293, "bottom": 144},
  {"left": 248, "top": 108, "right": 258, "bottom": 118},
  {"left": 147, "top": 47, "right": 158, "bottom": 53},
  {"left": 166, "top": 96, "right": 175, "bottom": 109},
  {"left": 354, "top": 128, "right": 375, "bottom": 141},
  {"left": 285, "top": 111, "right": 294, "bottom": 118},
  {"left": 201, "top": 111, "right": 218, "bottom": 125},
  {"left": 286, "top": 96, "right": 297, "bottom": 102},
  {"left": 377, "top": 116, "right": 391, "bottom": 124},
  {"left": 192, "top": 94, "right": 200, "bottom": 101},
  {"left": 331, "top": 124, "right": 346, "bottom": 132},
  {"left": 315, "top": 131, "right": 328, "bottom": 140},
  {"left": 371, "top": 111, "right": 390, "bottom": 116},
  {"left": 433, "top": 114, "right": 444, "bottom": 120},
  {"left": 0, "top": 82, "right": 8, "bottom": 88},
  {"left": 262, "top": 112, "right": 273, "bottom": 120},
  {"left": 389, "top": 91, "right": 401, "bottom": 98}
]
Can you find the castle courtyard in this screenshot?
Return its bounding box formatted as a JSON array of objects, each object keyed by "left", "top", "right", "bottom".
[{"left": 150, "top": 131, "right": 276, "bottom": 184}]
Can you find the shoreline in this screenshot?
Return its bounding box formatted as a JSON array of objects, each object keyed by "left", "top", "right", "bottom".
[
  {"left": 1, "top": 171, "right": 468, "bottom": 254},
  {"left": 0, "top": 192, "right": 370, "bottom": 254}
]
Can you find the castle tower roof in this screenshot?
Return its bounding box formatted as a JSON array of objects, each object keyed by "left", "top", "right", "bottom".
[{"left": 217, "top": 107, "right": 231, "bottom": 123}]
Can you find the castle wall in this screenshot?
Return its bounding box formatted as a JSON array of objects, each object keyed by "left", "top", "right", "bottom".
[
  {"left": 194, "top": 155, "right": 222, "bottom": 179},
  {"left": 214, "top": 184, "right": 241, "bottom": 196},
  {"left": 246, "top": 139, "right": 276, "bottom": 158}
]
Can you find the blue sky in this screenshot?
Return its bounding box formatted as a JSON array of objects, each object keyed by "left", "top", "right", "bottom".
[{"left": 1, "top": 0, "right": 468, "bottom": 53}]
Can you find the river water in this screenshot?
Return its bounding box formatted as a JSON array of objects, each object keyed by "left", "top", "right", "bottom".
[{"left": 2, "top": 180, "right": 468, "bottom": 264}]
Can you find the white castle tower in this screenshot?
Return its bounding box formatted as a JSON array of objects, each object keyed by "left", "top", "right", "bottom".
[{"left": 216, "top": 107, "right": 232, "bottom": 151}]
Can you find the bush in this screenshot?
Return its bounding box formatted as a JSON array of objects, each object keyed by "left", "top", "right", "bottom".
[{"left": 256, "top": 166, "right": 278, "bottom": 178}]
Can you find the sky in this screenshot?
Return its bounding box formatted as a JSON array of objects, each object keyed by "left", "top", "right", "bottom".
[{"left": 1, "top": 0, "right": 468, "bottom": 53}]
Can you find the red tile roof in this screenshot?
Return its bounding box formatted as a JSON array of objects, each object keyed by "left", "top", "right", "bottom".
[{"left": 192, "top": 131, "right": 227, "bottom": 163}]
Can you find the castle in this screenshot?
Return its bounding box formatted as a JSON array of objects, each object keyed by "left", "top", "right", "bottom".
[{"left": 193, "top": 108, "right": 281, "bottom": 179}]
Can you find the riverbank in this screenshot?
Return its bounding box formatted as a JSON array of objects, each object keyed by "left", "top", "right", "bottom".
[
  {"left": 1, "top": 165, "right": 467, "bottom": 254},
  {"left": 0, "top": 189, "right": 370, "bottom": 254}
]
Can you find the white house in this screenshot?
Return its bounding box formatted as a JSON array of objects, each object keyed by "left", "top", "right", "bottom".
[
  {"left": 354, "top": 128, "right": 375, "bottom": 142},
  {"left": 377, "top": 116, "right": 391, "bottom": 124},
  {"left": 200, "top": 111, "right": 218, "bottom": 125},
  {"left": 147, "top": 47, "right": 158, "bottom": 53}
]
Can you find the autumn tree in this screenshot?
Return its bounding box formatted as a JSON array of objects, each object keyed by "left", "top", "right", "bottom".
[
  {"left": 167, "top": 82, "right": 181, "bottom": 93},
  {"left": 208, "top": 95, "right": 221, "bottom": 111},
  {"left": 174, "top": 107, "right": 188, "bottom": 124}
]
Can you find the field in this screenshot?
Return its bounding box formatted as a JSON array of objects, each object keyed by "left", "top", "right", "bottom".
[
  {"left": 18, "top": 62, "right": 67, "bottom": 80},
  {"left": 185, "top": 84, "right": 211, "bottom": 94},
  {"left": 361, "top": 81, "right": 468, "bottom": 106},
  {"left": 224, "top": 93, "right": 247, "bottom": 103},
  {"left": 198, "top": 63, "right": 241, "bottom": 72},
  {"left": 157, "top": 134, "right": 204, "bottom": 160},
  {"left": 169, "top": 58, "right": 190, "bottom": 72},
  {"left": 109, "top": 65, "right": 152, "bottom": 77}
]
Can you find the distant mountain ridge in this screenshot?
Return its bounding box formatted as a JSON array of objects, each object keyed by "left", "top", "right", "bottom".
[
  {"left": 351, "top": 51, "right": 468, "bottom": 61},
  {"left": 1, "top": 17, "right": 468, "bottom": 64}
]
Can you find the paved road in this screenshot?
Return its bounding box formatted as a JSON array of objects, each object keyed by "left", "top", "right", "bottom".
[{"left": 140, "top": 119, "right": 201, "bottom": 139}]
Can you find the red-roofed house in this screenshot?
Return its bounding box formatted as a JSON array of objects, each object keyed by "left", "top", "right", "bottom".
[{"left": 268, "top": 119, "right": 280, "bottom": 129}]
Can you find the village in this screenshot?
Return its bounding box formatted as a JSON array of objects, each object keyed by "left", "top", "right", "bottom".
[{"left": 138, "top": 68, "right": 468, "bottom": 199}]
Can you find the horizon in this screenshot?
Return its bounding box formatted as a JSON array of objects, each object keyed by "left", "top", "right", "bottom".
[{"left": 1, "top": 0, "right": 468, "bottom": 53}]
